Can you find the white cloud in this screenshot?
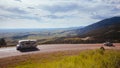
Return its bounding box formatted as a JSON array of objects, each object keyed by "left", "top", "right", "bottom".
[{"left": 0, "top": 0, "right": 120, "bottom": 28}]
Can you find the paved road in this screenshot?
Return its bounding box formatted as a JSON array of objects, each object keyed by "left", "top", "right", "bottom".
[{"left": 0, "top": 43, "right": 120, "bottom": 58}]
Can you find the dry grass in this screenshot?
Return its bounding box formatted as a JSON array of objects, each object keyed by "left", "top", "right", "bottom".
[
  {"left": 15, "top": 49, "right": 120, "bottom": 68},
  {"left": 0, "top": 49, "right": 120, "bottom": 68},
  {"left": 0, "top": 50, "right": 84, "bottom": 68}
]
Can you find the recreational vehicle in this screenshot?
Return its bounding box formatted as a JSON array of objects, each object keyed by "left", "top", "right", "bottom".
[{"left": 16, "top": 40, "right": 37, "bottom": 50}]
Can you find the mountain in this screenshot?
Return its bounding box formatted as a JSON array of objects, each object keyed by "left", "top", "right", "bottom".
[
  {"left": 40, "top": 16, "right": 120, "bottom": 44},
  {"left": 75, "top": 16, "right": 120, "bottom": 41}
]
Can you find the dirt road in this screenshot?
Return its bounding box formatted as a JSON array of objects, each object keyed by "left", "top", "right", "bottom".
[{"left": 0, "top": 43, "right": 120, "bottom": 58}]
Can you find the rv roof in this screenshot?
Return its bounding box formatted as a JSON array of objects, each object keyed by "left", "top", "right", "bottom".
[{"left": 19, "top": 39, "right": 37, "bottom": 42}]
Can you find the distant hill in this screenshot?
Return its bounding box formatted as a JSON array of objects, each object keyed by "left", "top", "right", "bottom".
[
  {"left": 39, "top": 16, "right": 120, "bottom": 44},
  {"left": 75, "top": 16, "right": 120, "bottom": 41}
]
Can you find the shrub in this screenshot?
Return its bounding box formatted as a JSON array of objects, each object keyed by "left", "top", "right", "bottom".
[{"left": 0, "top": 38, "right": 7, "bottom": 47}]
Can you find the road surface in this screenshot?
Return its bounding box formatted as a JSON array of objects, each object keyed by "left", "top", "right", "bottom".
[{"left": 0, "top": 43, "right": 120, "bottom": 58}]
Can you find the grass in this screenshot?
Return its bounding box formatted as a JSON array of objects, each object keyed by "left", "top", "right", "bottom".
[
  {"left": 0, "top": 50, "right": 81, "bottom": 68},
  {"left": 15, "top": 49, "right": 120, "bottom": 68}
]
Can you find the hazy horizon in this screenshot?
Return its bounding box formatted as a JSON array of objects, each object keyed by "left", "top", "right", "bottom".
[{"left": 0, "top": 26, "right": 84, "bottom": 29}]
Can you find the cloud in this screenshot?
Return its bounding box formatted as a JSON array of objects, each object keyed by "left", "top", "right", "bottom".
[
  {"left": 14, "top": 0, "right": 22, "bottom": 2},
  {"left": 0, "top": 18, "right": 41, "bottom": 29},
  {"left": 42, "top": 3, "right": 80, "bottom": 13},
  {"left": 27, "top": 7, "right": 35, "bottom": 9},
  {"left": 0, "top": 6, "right": 27, "bottom": 14},
  {"left": 0, "top": 0, "right": 120, "bottom": 28},
  {"left": 7, "top": 7, "right": 27, "bottom": 14},
  {"left": 0, "top": 14, "right": 41, "bottom": 21}
]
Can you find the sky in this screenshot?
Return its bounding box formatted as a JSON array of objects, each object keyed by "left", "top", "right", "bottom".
[{"left": 0, "top": 0, "right": 120, "bottom": 29}]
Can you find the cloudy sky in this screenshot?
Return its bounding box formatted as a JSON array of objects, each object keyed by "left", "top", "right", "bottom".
[{"left": 0, "top": 0, "right": 120, "bottom": 29}]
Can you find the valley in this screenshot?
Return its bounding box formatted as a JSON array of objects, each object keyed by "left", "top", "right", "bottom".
[{"left": 0, "top": 17, "right": 120, "bottom": 47}]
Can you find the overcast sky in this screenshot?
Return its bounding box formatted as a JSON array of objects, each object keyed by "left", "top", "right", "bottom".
[{"left": 0, "top": 0, "right": 120, "bottom": 29}]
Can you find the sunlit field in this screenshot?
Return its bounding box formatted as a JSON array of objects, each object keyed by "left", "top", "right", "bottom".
[{"left": 15, "top": 49, "right": 120, "bottom": 68}]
